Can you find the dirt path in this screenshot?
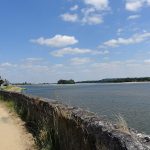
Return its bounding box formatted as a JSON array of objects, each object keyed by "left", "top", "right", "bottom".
[{"left": 0, "top": 103, "right": 36, "bottom": 150}]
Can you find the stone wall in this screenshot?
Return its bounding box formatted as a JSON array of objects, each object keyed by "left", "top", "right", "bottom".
[{"left": 0, "top": 90, "right": 150, "bottom": 150}]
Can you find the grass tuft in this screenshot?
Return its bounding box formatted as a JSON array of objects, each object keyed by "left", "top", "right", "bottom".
[
  {"left": 115, "top": 114, "right": 130, "bottom": 134},
  {"left": 5, "top": 100, "right": 15, "bottom": 112},
  {"left": 0, "top": 96, "right": 15, "bottom": 112}
]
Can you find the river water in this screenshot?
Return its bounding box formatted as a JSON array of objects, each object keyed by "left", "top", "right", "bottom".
[{"left": 23, "top": 83, "right": 150, "bottom": 134}]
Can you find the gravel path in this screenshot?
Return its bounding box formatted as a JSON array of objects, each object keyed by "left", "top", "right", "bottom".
[{"left": 0, "top": 103, "right": 36, "bottom": 150}]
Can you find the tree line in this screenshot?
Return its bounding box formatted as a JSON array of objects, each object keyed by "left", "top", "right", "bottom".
[{"left": 76, "top": 77, "right": 150, "bottom": 83}]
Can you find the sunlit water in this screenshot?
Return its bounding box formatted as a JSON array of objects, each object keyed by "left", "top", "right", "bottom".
[{"left": 23, "top": 83, "right": 150, "bottom": 134}]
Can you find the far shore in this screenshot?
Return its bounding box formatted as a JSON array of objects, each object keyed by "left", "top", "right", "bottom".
[{"left": 13, "top": 81, "right": 150, "bottom": 87}]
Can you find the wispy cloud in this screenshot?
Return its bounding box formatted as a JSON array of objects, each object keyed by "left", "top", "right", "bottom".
[
  {"left": 127, "top": 14, "right": 141, "bottom": 20},
  {"left": 0, "top": 62, "right": 17, "bottom": 68},
  {"left": 102, "top": 32, "right": 150, "bottom": 47},
  {"left": 70, "top": 57, "right": 92, "bottom": 65},
  {"left": 60, "top": 13, "right": 79, "bottom": 22},
  {"left": 81, "top": 13, "right": 103, "bottom": 25},
  {"left": 24, "top": 58, "right": 43, "bottom": 63},
  {"left": 51, "top": 47, "right": 109, "bottom": 57},
  {"left": 51, "top": 47, "right": 92, "bottom": 57},
  {"left": 70, "top": 5, "right": 79, "bottom": 11},
  {"left": 31, "top": 35, "right": 78, "bottom": 48}
]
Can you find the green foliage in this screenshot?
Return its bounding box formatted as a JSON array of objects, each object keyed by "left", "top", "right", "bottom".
[
  {"left": 0, "top": 79, "right": 4, "bottom": 86},
  {"left": 0, "top": 76, "right": 9, "bottom": 86},
  {"left": 57, "top": 79, "right": 75, "bottom": 84},
  {"left": 3, "top": 79, "right": 9, "bottom": 86}
]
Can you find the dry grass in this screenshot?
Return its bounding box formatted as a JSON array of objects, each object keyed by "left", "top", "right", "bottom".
[
  {"left": 115, "top": 114, "right": 130, "bottom": 134},
  {"left": 54, "top": 105, "right": 72, "bottom": 119}
]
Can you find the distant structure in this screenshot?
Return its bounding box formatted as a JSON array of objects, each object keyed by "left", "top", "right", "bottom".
[{"left": 57, "top": 79, "right": 75, "bottom": 84}]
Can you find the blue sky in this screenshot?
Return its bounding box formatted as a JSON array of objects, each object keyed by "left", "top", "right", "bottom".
[{"left": 0, "top": 0, "right": 150, "bottom": 83}]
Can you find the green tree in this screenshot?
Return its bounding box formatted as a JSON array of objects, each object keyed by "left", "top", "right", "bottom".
[
  {"left": 3, "top": 79, "right": 9, "bottom": 86},
  {"left": 57, "top": 79, "right": 75, "bottom": 84},
  {"left": 0, "top": 79, "right": 4, "bottom": 86}
]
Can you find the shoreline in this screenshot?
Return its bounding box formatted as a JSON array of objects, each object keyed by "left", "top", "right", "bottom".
[{"left": 19, "top": 81, "right": 150, "bottom": 86}]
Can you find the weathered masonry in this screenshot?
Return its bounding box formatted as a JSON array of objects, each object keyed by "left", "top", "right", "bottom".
[{"left": 0, "top": 90, "right": 150, "bottom": 150}]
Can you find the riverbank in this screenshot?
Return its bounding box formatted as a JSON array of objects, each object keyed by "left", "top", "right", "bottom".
[
  {"left": 1, "top": 90, "right": 150, "bottom": 149},
  {"left": 0, "top": 101, "right": 36, "bottom": 150}
]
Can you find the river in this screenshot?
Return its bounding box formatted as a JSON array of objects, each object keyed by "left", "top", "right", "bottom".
[{"left": 23, "top": 82, "right": 150, "bottom": 134}]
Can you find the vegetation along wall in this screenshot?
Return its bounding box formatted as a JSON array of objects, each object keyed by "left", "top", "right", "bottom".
[{"left": 0, "top": 90, "right": 150, "bottom": 150}]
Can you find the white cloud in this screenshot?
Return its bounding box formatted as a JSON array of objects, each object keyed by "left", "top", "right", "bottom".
[
  {"left": 81, "top": 7, "right": 104, "bottom": 25},
  {"left": 127, "top": 14, "right": 141, "bottom": 20},
  {"left": 31, "top": 35, "right": 78, "bottom": 48},
  {"left": 60, "top": 0, "right": 109, "bottom": 25},
  {"left": 51, "top": 47, "right": 92, "bottom": 57},
  {"left": 82, "top": 0, "right": 110, "bottom": 24},
  {"left": 70, "top": 5, "right": 79, "bottom": 11},
  {"left": 0, "top": 62, "right": 17, "bottom": 68},
  {"left": 51, "top": 47, "right": 109, "bottom": 57},
  {"left": 60, "top": 13, "right": 78, "bottom": 22},
  {"left": 126, "top": 1, "right": 143, "bottom": 11},
  {"left": 82, "top": 14, "right": 103, "bottom": 25},
  {"left": 125, "top": 0, "right": 150, "bottom": 11},
  {"left": 83, "top": 0, "right": 109, "bottom": 10},
  {"left": 148, "top": 0, "right": 150, "bottom": 5},
  {"left": 70, "top": 57, "right": 92, "bottom": 65},
  {"left": 103, "top": 32, "right": 150, "bottom": 47},
  {"left": 60, "top": 11, "right": 103, "bottom": 25}
]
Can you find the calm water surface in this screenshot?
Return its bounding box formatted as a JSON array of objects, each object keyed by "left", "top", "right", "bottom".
[{"left": 23, "top": 83, "right": 150, "bottom": 134}]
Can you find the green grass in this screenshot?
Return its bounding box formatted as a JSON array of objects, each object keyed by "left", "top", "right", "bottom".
[
  {"left": 5, "top": 100, "right": 15, "bottom": 111},
  {"left": 1, "top": 85, "right": 25, "bottom": 93},
  {"left": 0, "top": 96, "right": 15, "bottom": 112}
]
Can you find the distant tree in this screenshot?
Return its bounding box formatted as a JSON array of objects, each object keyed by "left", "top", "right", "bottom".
[
  {"left": 77, "top": 77, "right": 150, "bottom": 83},
  {"left": 3, "top": 79, "right": 9, "bottom": 86},
  {"left": 0, "top": 79, "right": 4, "bottom": 86},
  {"left": 57, "top": 79, "right": 75, "bottom": 84}
]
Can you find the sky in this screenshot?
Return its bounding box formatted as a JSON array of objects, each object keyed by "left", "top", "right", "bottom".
[{"left": 0, "top": 0, "right": 150, "bottom": 83}]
